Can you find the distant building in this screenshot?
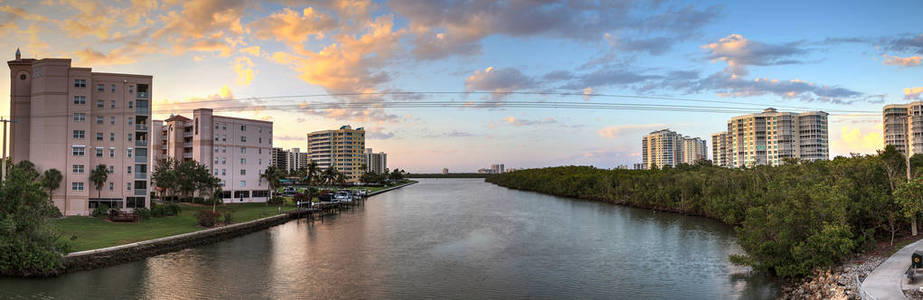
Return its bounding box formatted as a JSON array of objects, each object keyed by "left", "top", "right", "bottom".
[
  {"left": 632, "top": 163, "right": 643, "bottom": 170},
  {"left": 883, "top": 102, "right": 923, "bottom": 155},
  {"left": 271, "top": 147, "right": 288, "bottom": 171},
  {"left": 490, "top": 164, "right": 505, "bottom": 174},
  {"left": 715, "top": 108, "right": 828, "bottom": 168},
  {"left": 442, "top": 168, "right": 449, "bottom": 175},
  {"left": 286, "top": 148, "right": 309, "bottom": 173},
  {"left": 711, "top": 132, "right": 729, "bottom": 167},
  {"left": 641, "top": 129, "right": 707, "bottom": 169},
  {"left": 154, "top": 109, "right": 273, "bottom": 202},
  {"left": 307, "top": 125, "right": 366, "bottom": 183},
  {"left": 477, "top": 168, "right": 490, "bottom": 174},
  {"left": 365, "top": 148, "right": 387, "bottom": 175},
  {"left": 8, "top": 53, "right": 152, "bottom": 215}
]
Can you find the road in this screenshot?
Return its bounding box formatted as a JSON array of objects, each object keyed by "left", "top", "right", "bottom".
[{"left": 862, "top": 238, "right": 923, "bottom": 299}]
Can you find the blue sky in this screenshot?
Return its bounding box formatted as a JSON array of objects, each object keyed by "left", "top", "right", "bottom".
[{"left": 0, "top": 0, "right": 921, "bottom": 172}]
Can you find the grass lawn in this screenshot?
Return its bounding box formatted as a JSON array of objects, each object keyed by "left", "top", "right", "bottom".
[{"left": 51, "top": 203, "right": 297, "bottom": 253}]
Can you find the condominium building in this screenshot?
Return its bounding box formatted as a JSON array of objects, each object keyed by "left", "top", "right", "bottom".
[
  {"left": 882, "top": 102, "right": 923, "bottom": 154},
  {"left": 307, "top": 125, "right": 366, "bottom": 183},
  {"left": 286, "top": 148, "right": 310, "bottom": 172},
  {"left": 8, "top": 51, "right": 151, "bottom": 215},
  {"left": 711, "top": 132, "right": 729, "bottom": 167},
  {"left": 271, "top": 147, "right": 288, "bottom": 171},
  {"left": 365, "top": 148, "right": 387, "bottom": 175},
  {"left": 153, "top": 109, "right": 273, "bottom": 202},
  {"left": 641, "top": 129, "right": 706, "bottom": 169},
  {"left": 716, "top": 108, "right": 828, "bottom": 168}
]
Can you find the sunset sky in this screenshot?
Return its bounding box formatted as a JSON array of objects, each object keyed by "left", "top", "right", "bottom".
[{"left": 1, "top": 0, "right": 921, "bottom": 172}]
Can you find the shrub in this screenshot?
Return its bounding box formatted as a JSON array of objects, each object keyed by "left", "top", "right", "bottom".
[
  {"left": 267, "top": 196, "right": 285, "bottom": 206},
  {"left": 134, "top": 207, "right": 151, "bottom": 220},
  {"left": 223, "top": 212, "right": 233, "bottom": 225},
  {"left": 150, "top": 205, "right": 165, "bottom": 217},
  {"left": 195, "top": 210, "right": 221, "bottom": 227},
  {"left": 164, "top": 203, "right": 181, "bottom": 216},
  {"left": 293, "top": 192, "right": 311, "bottom": 204},
  {"left": 91, "top": 204, "right": 110, "bottom": 218}
]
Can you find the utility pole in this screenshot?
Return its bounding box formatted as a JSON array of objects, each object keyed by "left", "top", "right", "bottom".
[{"left": 0, "top": 117, "right": 9, "bottom": 182}]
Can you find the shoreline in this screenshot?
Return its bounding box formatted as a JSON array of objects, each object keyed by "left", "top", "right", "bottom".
[{"left": 49, "top": 181, "right": 417, "bottom": 276}]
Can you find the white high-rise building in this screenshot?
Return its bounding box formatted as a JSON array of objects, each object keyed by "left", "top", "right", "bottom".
[
  {"left": 365, "top": 148, "right": 387, "bottom": 175},
  {"left": 718, "top": 108, "right": 828, "bottom": 168},
  {"left": 307, "top": 125, "right": 366, "bottom": 183},
  {"left": 153, "top": 109, "right": 273, "bottom": 202},
  {"left": 8, "top": 52, "right": 151, "bottom": 215},
  {"left": 641, "top": 129, "right": 707, "bottom": 169},
  {"left": 882, "top": 102, "right": 923, "bottom": 155}
]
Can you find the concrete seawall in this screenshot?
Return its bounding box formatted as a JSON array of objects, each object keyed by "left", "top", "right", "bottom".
[{"left": 62, "top": 181, "right": 417, "bottom": 274}]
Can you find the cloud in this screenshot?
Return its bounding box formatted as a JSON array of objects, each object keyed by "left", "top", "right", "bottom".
[
  {"left": 249, "top": 7, "right": 336, "bottom": 47},
  {"left": 465, "top": 67, "right": 535, "bottom": 93},
  {"left": 501, "top": 116, "right": 557, "bottom": 127},
  {"left": 885, "top": 34, "right": 923, "bottom": 55},
  {"left": 389, "top": 1, "right": 721, "bottom": 60},
  {"left": 597, "top": 124, "right": 667, "bottom": 139},
  {"left": 703, "top": 34, "right": 807, "bottom": 76},
  {"left": 422, "top": 130, "right": 476, "bottom": 138},
  {"left": 365, "top": 126, "right": 395, "bottom": 140},
  {"left": 562, "top": 68, "right": 660, "bottom": 89},
  {"left": 694, "top": 72, "right": 862, "bottom": 103},
  {"left": 831, "top": 124, "right": 883, "bottom": 155},
  {"left": 233, "top": 56, "right": 256, "bottom": 85},
  {"left": 906, "top": 87, "right": 923, "bottom": 100},
  {"left": 882, "top": 54, "right": 921, "bottom": 67}
]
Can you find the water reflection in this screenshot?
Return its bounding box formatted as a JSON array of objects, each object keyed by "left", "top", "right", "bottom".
[{"left": 0, "top": 178, "right": 777, "bottom": 299}]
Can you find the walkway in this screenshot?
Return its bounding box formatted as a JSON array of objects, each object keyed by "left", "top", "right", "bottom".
[{"left": 862, "top": 238, "right": 923, "bottom": 299}]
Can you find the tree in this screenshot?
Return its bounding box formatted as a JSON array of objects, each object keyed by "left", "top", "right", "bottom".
[
  {"left": 39, "top": 169, "right": 62, "bottom": 208},
  {"left": 896, "top": 179, "right": 923, "bottom": 231},
  {"left": 0, "top": 163, "right": 68, "bottom": 276},
  {"left": 152, "top": 158, "right": 179, "bottom": 202},
  {"left": 306, "top": 161, "right": 320, "bottom": 186},
  {"left": 260, "top": 166, "right": 284, "bottom": 201},
  {"left": 322, "top": 167, "right": 338, "bottom": 187},
  {"left": 89, "top": 164, "right": 109, "bottom": 200}
]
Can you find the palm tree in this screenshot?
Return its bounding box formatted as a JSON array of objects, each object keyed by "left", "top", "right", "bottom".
[
  {"left": 89, "top": 164, "right": 109, "bottom": 200},
  {"left": 306, "top": 161, "right": 320, "bottom": 186},
  {"left": 260, "top": 166, "right": 283, "bottom": 201},
  {"left": 40, "top": 169, "right": 63, "bottom": 210},
  {"left": 322, "top": 167, "right": 338, "bottom": 187}
]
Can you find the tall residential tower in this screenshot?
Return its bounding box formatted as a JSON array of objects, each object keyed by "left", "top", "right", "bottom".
[
  {"left": 715, "top": 108, "right": 828, "bottom": 168},
  {"left": 641, "top": 129, "right": 707, "bottom": 169},
  {"left": 307, "top": 125, "right": 366, "bottom": 183}
]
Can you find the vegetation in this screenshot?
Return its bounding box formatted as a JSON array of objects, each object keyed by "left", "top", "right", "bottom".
[
  {"left": 0, "top": 162, "right": 68, "bottom": 277},
  {"left": 406, "top": 173, "right": 489, "bottom": 178},
  {"left": 89, "top": 164, "right": 109, "bottom": 199},
  {"left": 195, "top": 210, "right": 221, "bottom": 227},
  {"left": 486, "top": 147, "right": 922, "bottom": 278},
  {"left": 152, "top": 158, "right": 222, "bottom": 210}
]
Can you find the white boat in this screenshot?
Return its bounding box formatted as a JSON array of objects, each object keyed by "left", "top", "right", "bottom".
[{"left": 334, "top": 191, "right": 352, "bottom": 202}]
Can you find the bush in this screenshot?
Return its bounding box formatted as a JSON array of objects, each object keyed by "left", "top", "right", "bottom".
[
  {"left": 91, "top": 204, "right": 110, "bottom": 218},
  {"left": 164, "top": 203, "right": 181, "bottom": 216},
  {"left": 134, "top": 207, "right": 151, "bottom": 220},
  {"left": 293, "top": 192, "right": 311, "bottom": 204},
  {"left": 195, "top": 210, "right": 221, "bottom": 227},
  {"left": 267, "top": 196, "right": 285, "bottom": 206},
  {"left": 223, "top": 212, "right": 233, "bottom": 225},
  {"left": 151, "top": 205, "right": 165, "bottom": 217}
]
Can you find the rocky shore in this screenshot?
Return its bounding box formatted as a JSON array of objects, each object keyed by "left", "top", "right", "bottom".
[{"left": 780, "top": 252, "right": 885, "bottom": 299}]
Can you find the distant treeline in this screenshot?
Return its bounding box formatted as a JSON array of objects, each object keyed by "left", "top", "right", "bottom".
[
  {"left": 407, "top": 173, "right": 489, "bottom": 178},
  {"left": 486, "top": 146, "right": 923, "bottom": 278}
]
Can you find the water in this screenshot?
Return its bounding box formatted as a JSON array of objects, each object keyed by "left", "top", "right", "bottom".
[{"left": 0, "top": 178, "right": 778, "bottom": 299}]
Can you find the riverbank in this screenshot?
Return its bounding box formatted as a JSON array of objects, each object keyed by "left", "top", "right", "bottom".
[{"left": 40, "top": 181, "right": 418, "bottom": 276}]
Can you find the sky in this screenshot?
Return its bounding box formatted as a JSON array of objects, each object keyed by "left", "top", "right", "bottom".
[{"left": 0, "top": 0, "right": 921, "bottom": 173}]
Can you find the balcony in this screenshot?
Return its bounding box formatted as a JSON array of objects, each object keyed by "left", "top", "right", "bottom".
[
  {"left": 134, "top": 172, "right": 147, "bottom": 180},
  {"left": 135, "top": 124, "right": 148, "bottom": 131},
  {"left": 134, "top": 189, "right": 147, "bottom": 196},
  {"left": 183, "top": 152, "right": 192, "bottom": 159},
  {"left": 137, "top": 92, "right": 148, "bottom": 99},
  {"left": 183, "top": 131, "right": 193, "bottom": 137},
  {"left": 134, "top": 155, "right": 147, "bottom": 163},
  {"left": 135, "top": 140, "right": 148, "bottom": 147},
  {"left": 136, "top": 106, "right": 150, "bottom": 115}
]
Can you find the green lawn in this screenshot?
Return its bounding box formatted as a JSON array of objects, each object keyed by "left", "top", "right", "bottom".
[{"left": 51, "top": 203, "right": 297, "bottom": 253}]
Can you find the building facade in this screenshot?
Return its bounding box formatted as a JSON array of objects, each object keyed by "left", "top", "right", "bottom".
[
  {"left": 711, "top": 132, "right": 729, "bottom": 167},
  {"left": 365, "top": 148, "right": 387, "bottom": 175},
  {"left": 8, "top": 53, "right": 151, "bottom": 215},
  {"left": 717, "top": 108, "right": 828, "bottom": 168},
  {"left": 307, "top": 125, "right": 366, "bottom": 183},
  {"left": 286, "top": 148, "right": 310, "bottom": 173},
  {"left": 153, "top": 109, "right": 272, "bottom": 202},
  {"left": 271, "top": 147, "right": 288, "bottom": 171},
  {"left": 882, "top": 102, "right": 923, "bottom": 155},
  {"left": 641, "top": 129, "right": 706, "bottom": 169}
]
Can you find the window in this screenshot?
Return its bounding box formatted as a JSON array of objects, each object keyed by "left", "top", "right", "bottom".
[
  {"left": 215, "top": 147, "right": 219, "bottom": 153},
  {"left": 95, "top": 148, "right": 103, "bottom": 157},
  {"left": 258, "top": 148, "right": 262, "bottom": 154},
  {"left": 241, "top": 147, "right": 246, "bottom": 154},
  {"left": 128, "top": 101, "right": 133, "bottom": 109},
  {"left": 97, "top": 84, "right": 104, "bottom": 92},
  {"left": 73, "top": 130, "right": 85, "bottom": 139},
  {"left": 73, "top": 113, "right": 86, "bottom": 121},
  {"left": 241, "top": 136, "right": 247, "bottom": 143},
  {"left": 109, "top": 182, "right": 113, "bottom": 190},
  {"left": 73, "top": 165, "right": 84, "bottom": 173},
  {"left": 108, "top": 165, "right": 114, "bottom": 173},
  {"left": 110, "top": 132, "right": 114, "bottom": 141},
  {"left": 110, "top": 100, "right": 115, "bottom": 109},
  {"left": 96, "top": 116, "right": 103, "bottom": 124},
  {"left": 71, "top": 182, "right": 84, "bottom": 191},
  {"left": 111, "top": 84, "right": 116, "bottom": 92},
  {"left": 221, "top": 169, "right": 226, "bottom": 175},
  {"left": 222, "top": 146, "right": 226, "bottom": 153},
  {"left": 258, "top": 137, "right": 262, "bottom": 143},
  {"left": 127, "top": 134, "right": 132, "bottom": 141},
  {"left": 241, "top": 158, "right": 246, "bottom": 164},
  {"left": 241, "top": 125, "right": 246, "bottom": 131},
  {"left": 240, "top": 180, "right": 246, "bottom": 187},
  {"left": 96, "top": 132, "right": 103, "bottom": 141},
  {"left": 222, "top": 135, "right": 226, "bottom": 142},
  {"left": 127, "top": 166, "right": 131, "bottom": 174},
  {"left": 127, "top": 149, "right": 132, "bottom": 158},
  {"left": 74, "top": 96, "right": 86, "bottom": 104},
  {"left": 240, "top": 169, "right": 246, "bottom": 175},
  {"left": 109, "top": 148, "right": 114, "bottom": 158},
  {"left": 110, "top": 116, "right": 115, "bottom": 125},
  {"left": 96, "top": 99, "right": 104, "bottom": 108},
  {"left": 74, "top": 79, "right": 86, "bottom": 88},
  {"left": 72, "top": 146, "right": 85, "bottom": 156},
  {"left": 127, "top": 183, "right": 131, "bottom": 191},
  {"left": 222, "top": 158, "right": 226, "bottom": 165}
]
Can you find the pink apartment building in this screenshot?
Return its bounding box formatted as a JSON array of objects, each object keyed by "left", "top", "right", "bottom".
[
  {"left": 8, "top": 50, "right": 152, "bottom": 215},
  {"left": 152, "top": 109, "right": 273, "bottom": 202}
]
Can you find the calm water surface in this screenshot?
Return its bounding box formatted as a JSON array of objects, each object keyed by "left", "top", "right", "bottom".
[{"left": 0, "top": 178, "right": 777, "bottom": 299}]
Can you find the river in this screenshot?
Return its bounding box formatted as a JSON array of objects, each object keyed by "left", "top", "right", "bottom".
[{"left": 0, "top": 178, "right": 778, "bottom": 299}]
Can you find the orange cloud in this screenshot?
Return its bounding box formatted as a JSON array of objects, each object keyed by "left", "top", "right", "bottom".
[
  {"left": 831, "top": 124, "right": 883, "bottom": 155},
  {"left": 597, "top": 124, "right": 667, "bottom": 139},
  {"left": 883, "top": 55, "right": 922, "bottom": 67},
  {"left": 233, "top": 56, "right": 256, "bottom": 85},
  {"left": 906, "top": 87, "right": 923, "bottom": 100},
  {"left": 250, "top": 7, "right": 335, "bottom": 46}
]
